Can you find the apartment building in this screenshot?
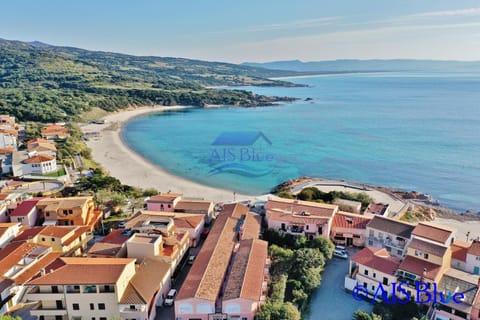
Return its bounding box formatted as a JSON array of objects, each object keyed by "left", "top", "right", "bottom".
[
  {"left": 366, "top": 216, "right": 415, "bottom": 257},
  {"left": 331, "top": 211, "right": 372, "bottom": 247},
  {"left": 265, "top": 197, "right": 338, "bottom": 240},
  {"left": 0, "top": 222, "right": 22, "bottom": 248}
]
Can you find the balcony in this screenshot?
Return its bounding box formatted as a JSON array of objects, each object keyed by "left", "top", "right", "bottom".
[
  {"left": 30, "top": 304, "right": 68, "bottom": 317},
  {"left": 120, "top": 304, "right": 147, "bottom": 313},
  {"left": 384, "top": 239, "right": 406, "bottom": 250}
]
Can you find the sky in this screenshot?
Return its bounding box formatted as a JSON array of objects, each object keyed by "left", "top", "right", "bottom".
[{"left": 1, "top": 0, "right": 480, "bottom": 63}]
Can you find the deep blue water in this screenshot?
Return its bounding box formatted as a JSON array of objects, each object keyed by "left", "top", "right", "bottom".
[{"left": 123, "top": 72, "right": 480, "bottom": 212}]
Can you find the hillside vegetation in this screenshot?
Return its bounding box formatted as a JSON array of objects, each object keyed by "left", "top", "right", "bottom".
[{"left": 0, "top": 38, "right": 299, "bottom": 122}]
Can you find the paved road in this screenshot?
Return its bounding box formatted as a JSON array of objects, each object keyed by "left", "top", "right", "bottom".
[{"left": 305, "top": 249, "right": 373, "bottom": 320}]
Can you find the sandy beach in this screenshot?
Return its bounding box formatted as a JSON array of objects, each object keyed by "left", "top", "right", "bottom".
[{"left": 81, "top": 106, "right": 263, "bottom": 203}]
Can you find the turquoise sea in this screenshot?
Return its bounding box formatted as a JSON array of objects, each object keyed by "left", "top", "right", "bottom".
[{"left": 123, "top": 72, "right": 480, "bottom": 212}]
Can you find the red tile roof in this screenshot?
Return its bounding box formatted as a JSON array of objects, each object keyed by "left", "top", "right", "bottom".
[
  {"left": 399, "top": 256, "right": 443, "bottom": 280},
  {"left": 266, "top": 197, "right": 338, "bottom": 219},
  {"left": 12, "top": 226, "right": 45, "bottom": 242},
  {"left": 24, "top": 154, "right": 55, "bottom": 164},
  {"left": 351, "top": 247, "right": 401, "bottom": 275},
  {"left": 100, "top": 229, "right": 131, "bottom": 245},
  {"left": 409, "top": 238, "right": 448, "bottom": 257},
  {"left": 332, "top": 211, "right": 372, "bottom": 229},
  {"left": 468, "top": 240, "right": 480, "bottom": 257},
  {"left": 451, "top": 240, "right": 470, "bottom": 262},
  {"left": 10, "top": 198, "right": 44, "bottom": 217},
  {"left": 412, "top": 222, "right": 455, "bottom": 244},
  {"left": 148, "top": 193, "right": 183, "bottom": 202}
]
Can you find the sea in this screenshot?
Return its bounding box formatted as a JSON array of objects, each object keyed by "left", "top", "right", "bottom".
[{"left": 122, "top": 72, "right": 480, "bottom": 212}]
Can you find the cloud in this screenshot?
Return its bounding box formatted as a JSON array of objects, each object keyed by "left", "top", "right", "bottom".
[{"left": 412, "top": 7, "right": 480, "bottom": 18}]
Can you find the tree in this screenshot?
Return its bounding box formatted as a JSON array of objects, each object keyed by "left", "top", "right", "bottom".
[
  {"left": 308, "top": 236, "right": 335, "bottom": 259},
  {"left": 256, "top": 302, "right": 301, "bottom": 320},
  {"left": 271, "top": 274, "right": 287, "bottom": 303},
  {"left": 353, "top": 311, "right": 373, "bottom": 320},
  {"left": 292, "top": 248, "right": 325, "bottom": 274},
  {"left": 0, "top": 316, "right": 22, "bottom": 320},
  {"left": 269, "top": 245, "right": 294, "bottom": 276},
  {"left": 279, "top": 302, "right": 301, "bottom": 320}
]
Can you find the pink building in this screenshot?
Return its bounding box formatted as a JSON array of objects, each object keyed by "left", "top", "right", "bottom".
[
  {"left": 331, "top": 211, "right": 372, "bottom": 247},
  {"left": 9, "top": 197, "right": 44, "bottom": 227},
  {"left": 265, "top": 197, "right": 338, "bottom": 240},
  {"left": 146, "top": 193, "right": 182, "bottom": 212},
  {"left": 175, "top": 203, "right": 263, "bottom": 320}
]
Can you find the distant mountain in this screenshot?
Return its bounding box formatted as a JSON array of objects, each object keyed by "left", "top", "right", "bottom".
[
  {"left": 243, "top": 59, "right": 480, "bottom": 73},
  {"left": 0, "top": 38, "right": 301, "bottom": 122}
]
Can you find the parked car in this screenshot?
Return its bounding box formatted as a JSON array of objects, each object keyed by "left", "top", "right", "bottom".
[
  {"left": 201, "top": 229, "right": 210, "bottom": 239},
  {"left": 118, "top": 221, "right": 126, "bottom": 228},
  {"left": 335, "top": 245, "right": 346, "bottom": 251},
  {"left": 333, "top": 249, "right": 348, "bottom": 259},
  {"left": 187, "top": 255, "right": 196, "bottom": 265},
  {"left": 164, "top": 289, "right": 177, "bottom": 306}
]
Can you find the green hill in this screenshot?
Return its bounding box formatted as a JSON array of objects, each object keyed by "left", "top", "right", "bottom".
[{"left": 0, "top": 38, "right": 299, "bottom": 122}]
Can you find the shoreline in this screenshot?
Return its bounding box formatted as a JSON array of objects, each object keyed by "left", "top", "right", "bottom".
[{"left": 80, "top": 105, "right": 266, "bottom": 203}]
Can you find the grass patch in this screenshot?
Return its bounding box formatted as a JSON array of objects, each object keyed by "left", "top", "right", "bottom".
[{"left": 42, "top": 167, "right": 67, "bottom": 177}]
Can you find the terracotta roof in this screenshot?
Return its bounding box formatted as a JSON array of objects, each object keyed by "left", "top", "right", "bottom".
[
  {"left": 451, "top": 240, "right": 470, "bottom": 262},
  {"left": 10, "top": 198, "right": 44, "bottom": 217},
  {"left": 177, "top": 203, "right": 246, "bottom": 301},
  {"left": 39, "top": 226, "right": 75, "bottom": 239},
  {"left": 398, "top": 256, "right": 443, "bottom": 280},
  {"left": 437, "top": 268, "right": 480, "bottom": 307},
  {"left": 0, "top": 147, "right": 14, "bottom": 154},
  {"left": 62, "top": 226, "right": 90, "bottom": 246},
  {"left": 468, "top": 241, "right": 480, "bottom": 257},
  {"left": 173, "top": 215, "right": 205, "bottom": 229},
  {"left": 120, "top": 256, "right": 171, "bottom": 304},
  {"left": 412, "top": 222, "right": 455, "bottom": 244},
  {"left": 365, "top": 203, "right": 389, "bottom": 215},
  {"left": 366, "top": 216, "right": 415, "bottom": 238},
  {"left": 27, "top": 138, "right": 51, "bottom": 145},
  {"left": 223, "top": 239, "right": 268, "bottom": 301},
  {"left": 0, "top": 193, "right": 9, "bottom": 200},
  {"left": 28, "top": 258, "right": 135, "bottom": 285},
  {"left": 87, "top": 242, "right": 123, "bottom": 257},
  {"left": 175, "top": 199, "right": 213, "bottom": 212},
  {"left": 409, "top": 238, "right": 448, "bottom": 257},
  {"left": 24, "top": 154, "right": 55, "bottom": 164},
  {"left": 0, "top": 242, "right": 51, "bottom": 275},
  {"left": 351, "top": 247, "right": 401, "bottom": 275},
  {"left": 14, "top": 252, "right": 62, "bottom": 285},
  {"left": 41, "top": 125, "right": 69, "bottom": 134},
  {"left": 243, "top": 213, "right": 262, "bottom": 240},
  {"left": 266, "top": 197, "right": 338, "bottom": 218},
  {"left": 100, "top": 229, "right": 131, "bottom": 245},
  {"left": 27, "top": 141, "right": 57, "bottom": 152},
  {"left": 149, "top": 193, "right": 182, "bottom": 202},
  {"left": 37, "top": 196, "right": 92, "bottom": 211},
  {"left": 12, "top": 226, "right": 45, "bottom": 242},
  {"left": 332, "top": 211, "right": 372, "bottom": 229}
]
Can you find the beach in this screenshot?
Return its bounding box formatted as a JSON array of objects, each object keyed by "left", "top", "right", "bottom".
[{"left": 81, "top": 106, "right": 261, "bottom": 203}]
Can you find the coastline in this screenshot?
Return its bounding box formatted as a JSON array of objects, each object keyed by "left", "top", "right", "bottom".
[{"left": 80, "top": 106, "right": 263, "bottom": 203}]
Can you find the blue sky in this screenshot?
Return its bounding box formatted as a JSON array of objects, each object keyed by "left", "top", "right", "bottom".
[{"left": 1, "top": 0, "right": 480, "bottom": 62}]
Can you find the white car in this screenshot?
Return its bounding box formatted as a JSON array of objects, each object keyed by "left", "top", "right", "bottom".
[
  {"left": 333, "top": 249, "right": 348, "bottom": 259},
  {"left": 118, "top": 221, "right": 126, "bottom": 228},
  {"left": 164, "top": 289, "right": 177, "bottom": 306}
]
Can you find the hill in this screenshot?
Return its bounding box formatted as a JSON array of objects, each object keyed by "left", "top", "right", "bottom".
[
  {"left": 0, "top": 38, "right": 300, "bottom": 122},
  {"left": 243, "top": 59, "right": 480, "bottom": 73}
]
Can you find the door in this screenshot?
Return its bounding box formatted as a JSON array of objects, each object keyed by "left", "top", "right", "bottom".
[{"left": 474, "top": 266, "right": 480, "bottom": 275}]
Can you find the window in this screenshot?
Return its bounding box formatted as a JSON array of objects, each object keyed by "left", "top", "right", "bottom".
[
  {"left": 100, "top": 318, "right": 107, "bottom": 320},
  {"left": 371, "top": 285, "right": 375, "bottom": 291},
  {"left": 90, "top": 303, "right": 94, "bottom": 310},
  {"left": 51, "top": 238, "right": 55, "bottom": 241},
  {"left": 424, "top": 253, "right": 429, "bottom": 259},
  {"left": 41, "top": 237, "right": 45, "bottom": 241},
  {"left": 369, "top": 229, "right": 374, "bottom": 237},
  {"left": 306, "top": 225, "right": 309, "bottom": 230},
  {"left": 92, "top": 318, "right": 96, "bottom": 320},
  {"left": 73, "top": 303, "right": 79, "bottom": 310},
  {"left": 383, "top": 277, "right": 389, "bottom": 285},
  {"left": 415, "top": 250, "right": 422, "bottom": 256},
  {"left": 46, "top": 212, "right": 50, "bottom": 217},
  {"left": 69, "top": 210, "right": 73, "bottom": 214},
  {"left": 52, "top": 286, "right": 58, "bottom": 293},
  {"left": 98, "top": 303, "right": 105, "bottom": 310},
  {"left": 373, "top": 272, "right": 376, "bottom": 278},
  {"left": 63, "top": 210, "right": 68, "bottom": 214},
  {"left": 364, "top": 269, "right": 368, "bottom": 276},
  {"left": 476, "top": 256, "right": 480, "bottom": 261},
  {"left": 397, "top": 250, "right": 402, "bottom": 256},
  {"left": 378, "top": 232, "right": 383, "bottom": 239}
]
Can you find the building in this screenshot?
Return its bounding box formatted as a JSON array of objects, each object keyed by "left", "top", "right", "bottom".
[
  {"left": 265, "top": 197, "right": 338, "bottom": 240},
  {"left": 41, "top": 124, "right": 70, "bottom": 140},
  {"left": 331, "top": 211, "right": 372, "bottom": 247},
  {"left": 396, "top": 237, "right": 451, "bottom": 300},
  {"left": 119, "top": 256, "right": 173, "bottom": 320},
  {"left": 146, "top": 193, "right": 182, "bottom": 212},
  {"left": 12, "top": 151, "right": 58, "bottom": 176},
  {"left": 429, "top": 268, "right": 480, "bottom": 320},
  {"left": 466, "top": 240, "right": 480, "bottom": 275},
  {"left": 411, "top": 222, "right": 456, "bottom": 247},
  {"left": 27, "top": 138, "right": 57, "bottom": 156},
  {"left": 175, "top": 199, "right": 216, "bottom": 224},
  {"left": 9, "top": 197, "right": 44, "bottom": 227},
  {"left": 0, "top": 133, "right": 17, "bottom": 150},
  {"left": 345, "top": 247, "right": 401, "bottom": 299},
  {"left": 451, "top": 240, "right": 470, "bottom": 271},
  {"left": 222, "top": 239, "right": 269, "bottom": 320},
  {"left": 34, "top": 226, "right": 91, "bottom": 256},
  {"left": 126, "top": 210, "right": 205, "bottom": 247},
  {"left": 0, "top": 115, "right": 16, "bottom": 128},
  {"left": 37, "top": 197, "right": 102, "bottom": 231},
  {"left": 364, "top": 203, "right": 390, "bottom": 217},
  {"left": 0, "top": 222, "right": 22, "bottom": 248},
  {"left": 0, "top": 192, "right": 23, "bottom": 222},
  {"left": 0, "top": 242, "right": 61, "bottom": 314},
  {"left": 366, "top": 216, "right": 415, "bottom": 257},
  {"left": 87, "top": 229, "right": 130, "bottom": 258},
  {"left": 26, "top": 257, "right": 137, "bottom": 320},
  {"left": 0, "top": 148, "right": 13, "bottom": 175},
  {"left": 175, "top": 203, "right": 263, "bottom": 320}
]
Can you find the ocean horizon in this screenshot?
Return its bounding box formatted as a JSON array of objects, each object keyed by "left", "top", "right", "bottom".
[{"left": 123, "top": 71, "right": 480, "bottom": 213}]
